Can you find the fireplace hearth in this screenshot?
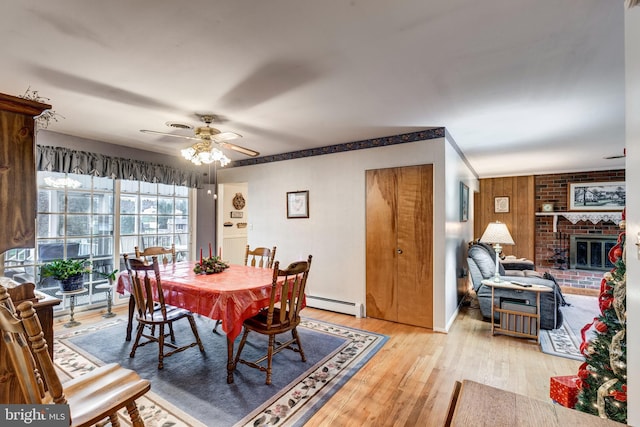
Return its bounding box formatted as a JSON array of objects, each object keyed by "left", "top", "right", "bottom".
[{"left": 570, "top": 234, "right": 616, "bottom": 271}]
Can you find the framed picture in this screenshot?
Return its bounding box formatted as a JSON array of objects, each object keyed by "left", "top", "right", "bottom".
[
  {"left": 287, "top": 190, "right": 309, "bottom": 218},
  {"left": 230, "top": 211, "right": 243, "bottom": 218},
  {"left": 568, "top": 181, "right": 625, "bottom": 211},
  {"left": 494, "top": 196, "right": 509, "bottom": 213},
  {"left": 460, "top": 182, "right": 469, "bottom": 222}
]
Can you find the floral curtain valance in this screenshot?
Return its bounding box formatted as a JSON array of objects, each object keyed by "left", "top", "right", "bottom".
[{"left": 37, "top": 145, "right": 202, "bottom": 188}]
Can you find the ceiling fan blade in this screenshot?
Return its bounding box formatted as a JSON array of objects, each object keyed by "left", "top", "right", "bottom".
[
  {"left": 140, "top": 129, "right": 201, "bottom": 142},
  {"left": 218, "top": 141, "right": 260, "bottom": 157},
  {"left": 211, "top": 131, "right": 242, "bottom": 142}
]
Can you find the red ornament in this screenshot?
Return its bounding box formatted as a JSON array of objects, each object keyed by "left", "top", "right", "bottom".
[
  {"left": 594, "top": 320, "right": 608, "bottom": 333},
  {"left": 608, "top": 243, "right": 621, "bottom": 263},
  {"left": 611, "top": 387, "right": 627, "bottom": 402},
  {"left": 577, "top": 362, "right": 590, "bottom": 379}
]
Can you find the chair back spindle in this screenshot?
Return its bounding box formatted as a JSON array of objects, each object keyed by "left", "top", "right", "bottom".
[
  {"left": 271, "top": 258, "right": 310, "bottom": 329},
  {"left": 125, "top": 254, "right": 167, "bottom": 321},
  {"left": 244, "top": 245, "right": 277, "bottom": 269}
]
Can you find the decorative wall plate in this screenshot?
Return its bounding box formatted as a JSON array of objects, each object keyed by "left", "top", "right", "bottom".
[{"left": 233, "top": 193, "right": 246, "bottom": 210}]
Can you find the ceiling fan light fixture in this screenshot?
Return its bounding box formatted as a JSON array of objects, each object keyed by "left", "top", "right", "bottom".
[{"left": 181, "top": 143, "right": 230, "bottom": 167}]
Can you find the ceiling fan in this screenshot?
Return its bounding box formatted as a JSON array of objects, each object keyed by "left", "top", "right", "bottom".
[{"left": 140, "top": 114, "right": 260, "bottom": 157}]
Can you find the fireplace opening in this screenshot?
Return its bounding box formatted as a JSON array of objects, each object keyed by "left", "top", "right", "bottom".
[{"left": 570, "top": 234, "right": 616, "bottom": 271}]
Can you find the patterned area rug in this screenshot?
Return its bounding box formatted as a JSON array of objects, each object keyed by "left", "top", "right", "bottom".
[
  {"left": 54, "top": 316, "right": 387, "bottom": 427},
  {"left": 539, "top": 322, "right": 584, "bottom": 360},
  {"left": 539, "top": 294, "right": 599, "bottom": 361}
]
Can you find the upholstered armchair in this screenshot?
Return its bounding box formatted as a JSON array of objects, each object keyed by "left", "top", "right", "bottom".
[{"left": 467, "top": 242, "right": 563, "bottom": 330}]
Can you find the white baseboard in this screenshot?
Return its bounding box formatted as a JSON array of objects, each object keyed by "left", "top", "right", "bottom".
[{"left": 306, "top": 295, "right": 362, "bottom": 317}]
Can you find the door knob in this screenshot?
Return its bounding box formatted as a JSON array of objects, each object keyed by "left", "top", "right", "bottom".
[{"left": 397, "top": 248, "right": 403, "bottom": 254}]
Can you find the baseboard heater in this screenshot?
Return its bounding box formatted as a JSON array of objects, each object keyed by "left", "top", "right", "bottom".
[{"left": 306, "top": 295, "right": 363, "bottom": 317}]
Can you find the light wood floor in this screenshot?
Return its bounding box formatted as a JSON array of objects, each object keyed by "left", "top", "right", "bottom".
[{"left": 54, "top": 299, "right": 581, "bottom": 427}]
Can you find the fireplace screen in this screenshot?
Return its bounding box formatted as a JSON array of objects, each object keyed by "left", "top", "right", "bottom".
[{"left": 570, "top": 234, "right": 616, "bottom": 271}]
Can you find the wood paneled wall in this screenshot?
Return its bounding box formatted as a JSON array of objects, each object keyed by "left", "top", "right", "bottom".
[{"left": 473, "top": 176, "right": 535, "bottom": 260}]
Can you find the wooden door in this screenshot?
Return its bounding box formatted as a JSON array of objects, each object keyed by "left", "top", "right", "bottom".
[
  {"left": 365, "top": 168, "right": 398, "bottom": 321},
  {"left": 365, "top": 165, "right": 433, "bottom": 328}
]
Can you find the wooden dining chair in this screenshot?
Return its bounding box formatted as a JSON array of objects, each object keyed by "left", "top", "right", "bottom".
[
  {"left": 234, "top": 255, "right": 312, "bottom": 384},
  {"left": 212, "top": 244, "right": 277, "bottom": 333},
  {"left": 124, "top": 254, "right": 205, "bottom": 369},
  {"left": 0, "top": 285, "right": 151, "bottom": 426},
  {"left": 135, "top": 243, "right": 176, "bottom": 265},
  {"left": 244, "top": 245, "right": 277, "bottom": 269}
]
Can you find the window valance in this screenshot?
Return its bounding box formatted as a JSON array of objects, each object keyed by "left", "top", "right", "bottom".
[{"left": 37, "top": 145, "right": 202, "bottom": 188}]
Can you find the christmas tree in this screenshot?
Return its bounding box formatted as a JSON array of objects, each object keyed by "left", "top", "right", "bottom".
[{"left": 575, "top": 208, "right": 627, "bottom": 423}]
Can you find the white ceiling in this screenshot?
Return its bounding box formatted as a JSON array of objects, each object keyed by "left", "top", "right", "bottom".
[{"left": 0, "top": 1, "right": 626, "bottom": 177}]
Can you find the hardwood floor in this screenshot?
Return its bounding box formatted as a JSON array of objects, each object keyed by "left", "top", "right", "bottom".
[{"left": 54, "top": 298, "right": 581, "bottom": 427}]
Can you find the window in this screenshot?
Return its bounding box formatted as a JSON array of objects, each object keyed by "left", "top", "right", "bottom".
[
  {"left": 119, "top": 179, "right": 190, "bottom": 267},
  {"left": 1, "top": 172, "right": 192, "bottom": 312}
]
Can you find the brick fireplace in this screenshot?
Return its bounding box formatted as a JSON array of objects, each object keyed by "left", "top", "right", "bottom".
[{"left": 535, "top": 170, "right": 625, "bottom": 291}]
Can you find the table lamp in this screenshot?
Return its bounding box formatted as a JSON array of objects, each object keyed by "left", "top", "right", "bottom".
[{"left": 480, "top": 221, "right": 515, "bottom": 282}]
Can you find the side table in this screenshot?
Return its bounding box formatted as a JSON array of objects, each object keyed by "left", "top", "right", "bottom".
[
  {"left": 55, "top": 287, "right": 88, "bottom": 327},
  {"left": 95, "top": 281, "right": 116, "bottom": 318},
  {"left": 481, "top": 279, "right": 552, "bottom": 342}
]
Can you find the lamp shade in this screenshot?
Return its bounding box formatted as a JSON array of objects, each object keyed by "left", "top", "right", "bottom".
[{"left": 480, "top": 221, "right": 515, "bottom": 245}]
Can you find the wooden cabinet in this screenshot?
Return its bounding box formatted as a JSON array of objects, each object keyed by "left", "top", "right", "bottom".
[
  {"left": 365, "top": 165, "right": 433, "bottom": 328},
  {"left": 0, "top": 92, "right": 51, "bottom": 254}
]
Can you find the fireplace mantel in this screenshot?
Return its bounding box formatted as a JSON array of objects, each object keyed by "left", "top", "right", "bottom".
[{"left": 535, "top": 211, "right": 623, "bottom": 232}]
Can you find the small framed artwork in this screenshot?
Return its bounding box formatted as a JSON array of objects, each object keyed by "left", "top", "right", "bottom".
[
  {"left": 568, "top": 181, "right": 625, "bottom": 211},
  {"left": 287, "top": 190, "right": 309, "bottom": 218},
  {"left": 460, "top": 182, "right": 469, "bottom": 222},
  {"left": 494, "top": 196, "right": 509, "bottom": 213},
  {"left": 230, "top": 211, "right": 243, "bottom": 218}
]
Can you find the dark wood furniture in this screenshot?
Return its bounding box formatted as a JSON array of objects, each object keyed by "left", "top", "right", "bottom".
[
  {"left": 117, "top": 261, "right": 290, "bottom": 383},
  {"left": 0, "top": 285, "right": 150, "bottom": 426},
  {"left": 234, "top": 255, "right": 312, "bottom": 384},
  {"left": 244, "top": 245, "right": 276, "bottom": 269},
  {"left": 0, "top": 280, "right": 60, "bottom": 403},
  {"left": 448, "top": 379, "right": 624, "bottom": 426},
  {"left": 124, "top": 255, "right": 204, "bottom": 369},
  {"left": 0, "top": 92, "right": 51, "bottom": 254}
]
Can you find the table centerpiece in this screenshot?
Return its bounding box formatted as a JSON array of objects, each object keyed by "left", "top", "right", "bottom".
[{"left": 194, "top": 245, "right": 229, "bottom": 274}]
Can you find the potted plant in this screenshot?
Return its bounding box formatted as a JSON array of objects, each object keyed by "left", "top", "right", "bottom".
[
  {"left": 40, "top": 259, "right": 91, "bottom": 292},
  {"left": 97, "top": 268, "right": 119, "bottom": 284}
]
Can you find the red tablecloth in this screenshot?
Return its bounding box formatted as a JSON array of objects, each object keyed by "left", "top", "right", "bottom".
[{"left": 117, "top": 262, "right": 278, "bottom": 340}]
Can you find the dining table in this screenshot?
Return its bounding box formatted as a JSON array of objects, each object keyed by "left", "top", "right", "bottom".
[{"left": 116, "top": 261, "right": 282, "bottom": 383}]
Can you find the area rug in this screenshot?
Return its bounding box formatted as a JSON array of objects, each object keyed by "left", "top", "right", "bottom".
[
  {"left": 539, "top": 294, "right": 599, "bottom": 361},
  {"left": 54, "top": 316, "right": 387, "bottom": 427}
]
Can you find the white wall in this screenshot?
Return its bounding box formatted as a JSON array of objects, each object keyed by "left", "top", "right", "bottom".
[
  {"left": 443, "top": 132, "right": 479, "bottom": 330},
  {"left": 218, "top": 136, "right": 476, "bottom": 331},
  {"left": 625, "top": 5, "right": 639, "bottom": 426}
]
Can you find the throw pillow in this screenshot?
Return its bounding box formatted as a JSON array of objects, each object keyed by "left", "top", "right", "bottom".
[
  {"left": 469, "top": 244, "right": 506, "bottom": 277},
  {"left": 468, "top": 245, "right": 497, "bottom": 278}
]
